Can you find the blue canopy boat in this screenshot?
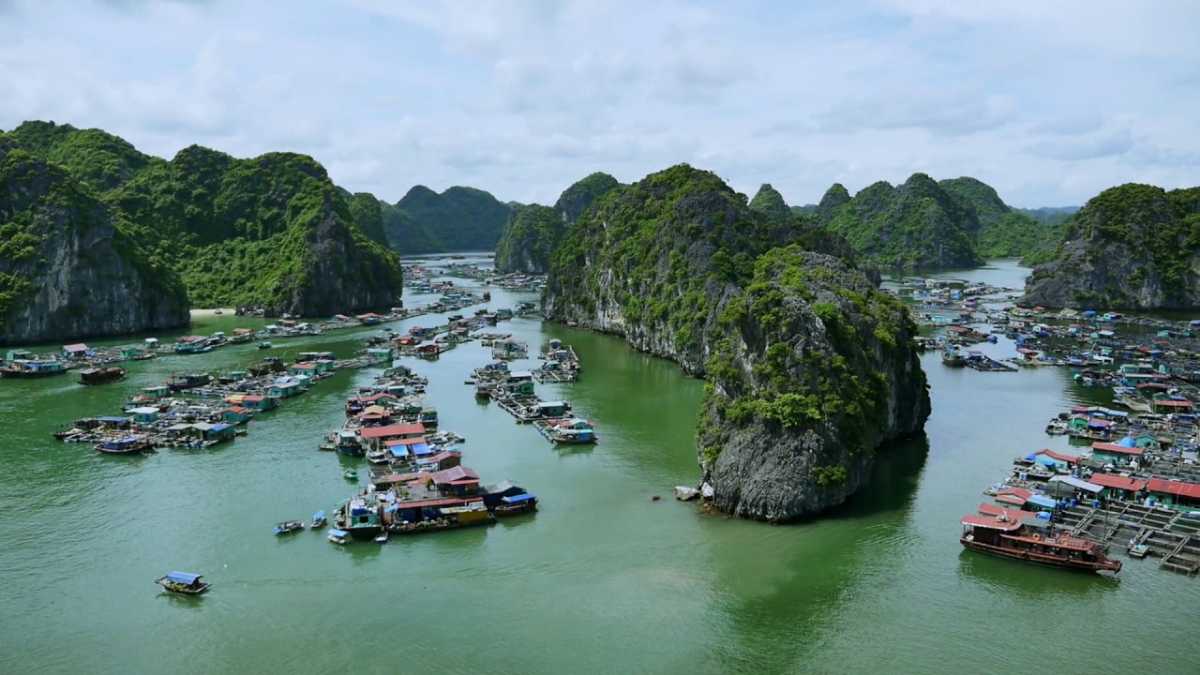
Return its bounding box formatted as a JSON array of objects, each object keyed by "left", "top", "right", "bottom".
[
  {"left": 155, "top": 571, "right": 210, "bottom": 595},
  {"left": 273, "top": 520, "right": 303, "bottom": 535},
  {"left": 310, "top": 511, "right": 327, "bottom": 529},
  {"left": 327, "top": 528, "right": 351, "bottom": 545}
]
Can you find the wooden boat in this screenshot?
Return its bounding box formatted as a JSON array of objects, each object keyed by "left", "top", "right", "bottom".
[
  {"left": 166, "top": 373, "right": 211, "bottom": 392},
  {"left": 79, "top": 367, "right": 126, "bottom": 385},
  {"left": 960, "top": 510, "right": 1121, "bottom": 574},
  {"left": 156, "top": 571, "right": 210, "bottom": 595},
  {"left": 311, "top": 511, "right": 327, "bottom": 529},
  {"left": 95, "top": 436, "right": 153, "bottom": 455},
  {"left": 273, "top": 520, "right": 304, "bottom": 535}
]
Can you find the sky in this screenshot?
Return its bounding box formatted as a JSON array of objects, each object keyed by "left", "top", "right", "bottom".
[{"left": 1, "top": 0, "right": 1197, "bottom": 207}]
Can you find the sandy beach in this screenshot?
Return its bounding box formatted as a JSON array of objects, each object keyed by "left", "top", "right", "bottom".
[{"left": 188, "top": 308, "right": 235, "bottom": 319}]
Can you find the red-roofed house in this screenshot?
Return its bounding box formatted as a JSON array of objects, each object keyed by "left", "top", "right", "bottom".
[
  {"left": 1147, "top": 478, "right": 1200, "bottom": 508},
  {"left": 1091, "top": 442, "right": 1144, "bottom": 464},
  {"left": 359, "top": 423, "right": 425, "bottom": 450},
  {"left": 1086, "top": 473, "right": 1147, "bottom": 500},
  {"left": 431, "top": 465, "right": 481, "bottom": 496}
]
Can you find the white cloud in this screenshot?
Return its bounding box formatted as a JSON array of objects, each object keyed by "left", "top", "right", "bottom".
[{"left": 0, "top": 0, "right": 1197, "bottom": 207}]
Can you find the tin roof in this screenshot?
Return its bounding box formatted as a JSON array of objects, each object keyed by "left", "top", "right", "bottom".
[
  {"left": 359, "top": 423, "right": 425, "bottom": 439},
  {"left": 1087, "top": 473, "right": 1147, "bottom": 492},
  {"left": 1146, "top": 478, "right": 1200, "bottom": 500},
  {"left": 1091, "top": 442, "right": 1144, "bottom": 456}
]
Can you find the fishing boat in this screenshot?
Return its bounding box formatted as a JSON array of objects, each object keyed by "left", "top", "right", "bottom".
[
  {"left": 310, "top": 511, "right": 327, "bottom": 529},
  {"left": 273, "top": 520, "right": 304, "bottom": 535},
  {"left": 155, "top": 571, "right": 210, "bottom": 595},
  {"left": 343, "top": 469, "right": 358, "bottom": 481},
  {"left": 257, "top": 341, "right": 272, "bottom": 350},
  {"left": 941, "top": 347, "right": 966, "bottom": 367},
  {"left": 328, "top": 528, "right": 351, "bottom": 545},
  {"left": 960, "top": 509, "right": 1121, "bottom": 574},
  {"left": 79, "top": 367, "right": 126, "bottom": 385},
  {"left": 95, "top": 436, "right": 153, "bottom": 455},
  {"left": 166, "top": 373, "right": 211, "bottom": 392},
  {"left": 539, "top": 417, "right": 597, "bottom": 444},
  {"left": 365, "top": 449, "right": 389, "bottom": 465},
  {"left": 335, "top": 431, "right": 364, "bottom": 457}
]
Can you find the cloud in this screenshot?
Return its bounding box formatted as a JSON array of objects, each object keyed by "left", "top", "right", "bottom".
[{"left": 0, "top": 0, "right": 1197, "bottom": 208}]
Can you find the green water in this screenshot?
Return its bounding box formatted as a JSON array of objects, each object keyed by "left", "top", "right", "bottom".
[{"left": 1, "top": 259, "right": 1197, "bottom": 674}]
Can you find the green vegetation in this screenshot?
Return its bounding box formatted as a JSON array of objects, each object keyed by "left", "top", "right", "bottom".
[
  {"left": 344, "top": 190, "right": 390, "bottom": 246},
  {"left": 553, "top": 172, "right": 620, "bottom": 224},
  {"left": 387, "top": 185, "right": 511, "bottom": 254},
  {"left": 748, "top": 183, "right": 790, "bottom": 221},
  {"left": 0, "top": 135, "right": 187, "bottom": 335},
  {"left": 702, "top": 245, "right": 917, "bottom": 457},
  {"left": 494, "top": 204, "right": 565, "bottom": 273},
  {"left": 1024, "top": 183, "right": 1200, "bottom": 308},
  {"left": 938, "top": 177, "right": 1065, "bottom": 263},
  {"left": 821, "top": 173, "right": 981, "bottom": 270},
  {"left": 2, "top": 121, "right": 401, "bottom": 315}
]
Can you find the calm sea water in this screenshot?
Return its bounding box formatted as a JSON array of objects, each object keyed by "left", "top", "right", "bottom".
[{"left": 1, "top": 259, "right": 1196, "bottom": 674}]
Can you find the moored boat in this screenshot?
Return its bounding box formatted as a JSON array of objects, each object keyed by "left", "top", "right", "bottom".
[
  {"left": 155, "top": 571, "right": 210, "bottom": 595},
  {"left": 273, "top": 520, "right": 304, "bottom": 535},
  {"left": 311, "top": 511, "right": 327, "bottom": 529},
  {"left": 95, "top": 436, "right": 153, "bottom": 455},
  {"left": 960, "top": 509, "right": 1121, "bottom": 574},
  {"left": 328, "top": 528, "right": 351, "bottom": 545},
  {"left": 166, "top": 373, "right": 211, "bottom": 392}
]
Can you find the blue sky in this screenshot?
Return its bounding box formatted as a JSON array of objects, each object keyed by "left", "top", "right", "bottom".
[{"left": 1, "top": 0, "right": 1197, "bottom": 207}]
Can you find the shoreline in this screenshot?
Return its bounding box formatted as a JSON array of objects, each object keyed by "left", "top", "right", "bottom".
[{"left": 189, "top": 308, "right": 235, "bottom": 319}]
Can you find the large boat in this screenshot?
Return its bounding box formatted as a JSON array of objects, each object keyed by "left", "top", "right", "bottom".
[
  {"left": 155, "top": 571, "right": 210, "bottom": 595},
  {"left": 166, "top": 373, "right": 211, "bottom": 392},
  {"left": 79, "top": 367, "right": 126, "bottom": 385},
  {"left": 338, "top": 495, "right": 383, "bottom": 540},
  {"left": 960, "top": 509, "right": 1122, "bottom": 574},
  {"left": 941, "top": 347, "right": 966, "bottom": 368}
]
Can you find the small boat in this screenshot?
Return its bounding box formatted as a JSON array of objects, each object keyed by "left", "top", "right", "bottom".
[
  {"left": 374, "top": 531, "right": 389, "bottom": 544},
  {"left": 343, "top": 469, "right": 358, "bottom": 481},
  {"left": 311, "top": 511, "right": 327, "bottom": 529},
  {"left": 1129, "top": 543, "right": 1150, "bottom": 558},
  {"left": 365, "top": 449, "right": 389, "bottom": 465},
  {"left": 95, "top": 436, "right": 153, "bottom": 455},
  {"left": 273, "top": 520, "right": 304, "bottom": 535},
  {"left": 155, "top": 571, "right": 210, "bottom": 595},
  {"left": 328, "top": 528, "right": 351, "bottom": 545},
  {"left": 258, "top": 341, "right": 272, "bottom": 350}
]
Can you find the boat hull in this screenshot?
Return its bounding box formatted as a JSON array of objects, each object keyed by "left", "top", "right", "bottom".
[{"left": 961, "top": 537, "right": 1121, "bottom": 573}]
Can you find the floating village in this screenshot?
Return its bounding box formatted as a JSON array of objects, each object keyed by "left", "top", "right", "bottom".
[
  {"left": 2, "top": 262, "right": 609, "bottom": 595},
  {"left": 9, "top": 258, "right": 1200, "bottom": 597},
  {"left": 893, "top": 276, "right": 1200, "bottom": 576}
]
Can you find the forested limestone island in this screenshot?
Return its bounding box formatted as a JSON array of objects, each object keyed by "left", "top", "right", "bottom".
[
  {"left": 1022, "top": 183, "right": 1200, "bottom": 309},
  {"left": 0, "top": 121, "right": 404, "bottom": 342},
  {"left": 494, "top": 172, "right": 621, "bottom": 274},
  {"left": 379, "top": 184, "right": 512, "bottom": 255},
  {"left": 0, "top": 135, "right": 189, "bottom": 345},
  {"left": 543, "top": 164, "right": 931, "bottom": 521},
  {"left": 812, "top": 173, "right": 1064, "bottom": 271}
]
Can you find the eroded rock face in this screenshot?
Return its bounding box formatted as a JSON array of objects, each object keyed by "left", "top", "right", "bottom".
[
  {"left": 0, "top": 140, "right": 189, "bottom": 344},
  {"left": 1022, "top": 183, "right": 1200, "bottom": 309},
  {"left": 698, "top": 248, "right": 929, "bottom": 521},
  {"left": 545, "top": 164, "right": 929, "bottom": 521}
]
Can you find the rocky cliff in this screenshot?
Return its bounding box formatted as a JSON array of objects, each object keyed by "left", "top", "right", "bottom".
[
  {"left": 494, "top": 204, "right": 563, "bottom": 274},
  {"left": 938, "top": 176, "right": 1062, "bottom": 262},
  {"left": 699, "top": 246, "right": 929, "bottom": 520},
  {"left": 545, "top": 164, "right": 929, "bottom": 520},
  {"left": 494, "top": 172, "right": 621, "bottom": 274},
  {"left": 553, "top": 172, "right": 620, "bottom": 224},
  {"left": 5, "top": 122, "right": 403, "bottom": 317},
  {"left": 1022, "top": 183, "right": 1200, "bottom": 309},
  {"left": 0, "top": 138, "right": 188, "bottom": 344}
]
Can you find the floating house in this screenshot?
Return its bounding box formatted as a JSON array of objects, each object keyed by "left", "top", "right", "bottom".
[
  {"left": 1030, "top": 449, "right": 1080, "bottom": 472},
  {"left": 128, "top": 406, "right": 160, "bottom": 424},
  {"left": 61, "top": 343, "right": 90, "bottom": 360},
  {"left": 359, "top": 422, "right": 426, "bottom": 451},
  {"left": 1146, "top": 478, "right": 1200, "bottom": 510},
  {"left": 268, "top": 377, "right": 305, "bottom": 399},
  {"left": 1090, "top": 441, "right": 1145, "bottom": 465},
  {"left": 1086, "top": 473, "right": 1147, "bottom": 501},
  {"left": 222, "top": 406, "right": 254, "bottom": 425},
  {"left": 430, "top": 465, "right": 481, "bottom": 497}
]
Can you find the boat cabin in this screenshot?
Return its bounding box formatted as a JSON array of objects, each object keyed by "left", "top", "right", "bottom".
[
  {"left": 61, "top": 343, "right": 90, "bottom": 360},
  {"left": 129, "top": 406, "right": 160, "bottom": 424}
]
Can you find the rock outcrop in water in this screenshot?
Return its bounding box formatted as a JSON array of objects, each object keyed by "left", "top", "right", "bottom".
[
  {"left": 545, "top": 164, "right": 929, "bottom": 521},
  {"left": 1022, "top": 183, "right": 1200, "bottom": 309},
  {"left": 4, "top": 121, "right": 403, "bottom": 317},
  {"left": 0, "top": 137, "right": 188, "bottom": 344}
]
